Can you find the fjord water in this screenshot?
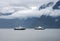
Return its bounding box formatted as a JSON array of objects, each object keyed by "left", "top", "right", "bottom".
[{"left": 0, "top": 29, "right": 60, "bottom": 41}]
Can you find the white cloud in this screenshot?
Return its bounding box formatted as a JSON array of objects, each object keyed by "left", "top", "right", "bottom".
[
  {"left": 0, "top": 0, "right": 57, "bottom": 7},
  {"left": 0, "top": 6, "right": 60, "bottom": 19},
  {"left": 0, "top": 0, "right": 60, "bottom": 19},
  {"left": 0, "top": 6, "right": 15, "bottom": 14},
  {"left": 0, "top": 6, "right": 29, "bottom": 14}
]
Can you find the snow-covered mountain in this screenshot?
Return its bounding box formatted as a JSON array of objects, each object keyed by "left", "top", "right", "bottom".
[
  {"left": 39, "top": 2, "right": 54, "bottom": 10},
  {"left": 53, "top": 0, "right": 60, "bottom": 9}
]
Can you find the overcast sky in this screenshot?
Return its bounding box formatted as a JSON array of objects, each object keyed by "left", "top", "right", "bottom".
[
  {"left": 0, "top": 0, "right": 58, "bottom": 7},
  {"left": 0, "top": 0, "right": 60, "bottom": 19}
]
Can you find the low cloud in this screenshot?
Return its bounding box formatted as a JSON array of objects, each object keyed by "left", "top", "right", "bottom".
[{"left": 0, "top": 6, "right": 60, "bottom": 19}]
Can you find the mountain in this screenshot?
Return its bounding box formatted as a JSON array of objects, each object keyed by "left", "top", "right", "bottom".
[
  {"left": 0, "top": 15, "right": 60, "bottom": 28},
  {"left": 39, "top": 2, "right": 54, "bottom": 10},
  {"left": 53, "top": 0, "right": 60, "bottom": 9},
  {"left": 0, "top": 0, "right": 60, "bottom": 28}
]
